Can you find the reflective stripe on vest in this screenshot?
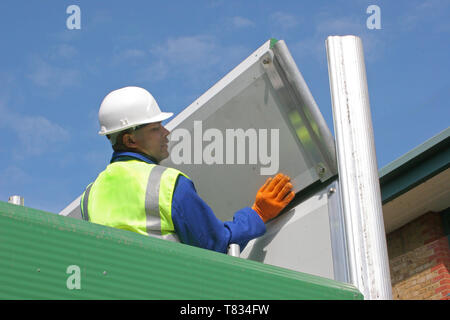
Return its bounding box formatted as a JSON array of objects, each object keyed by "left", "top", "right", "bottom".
[{"left": 80, "top": 161, "right": 188, "bottom": 242}]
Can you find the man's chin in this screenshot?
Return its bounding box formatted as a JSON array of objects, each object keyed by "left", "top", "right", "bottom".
[{"left": 159, "top": 151, "right": 170, "bottom": 162}]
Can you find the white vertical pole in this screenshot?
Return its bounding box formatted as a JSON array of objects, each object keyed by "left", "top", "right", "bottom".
[
  {"left": 227, "top": 244, "right": 240, "bottom": 257},
  {"left": 8, "top": 195, "right": 24, "bottom": 206},
  {"left": 326, "top": 35, "right": 392, "bottom": 300}
]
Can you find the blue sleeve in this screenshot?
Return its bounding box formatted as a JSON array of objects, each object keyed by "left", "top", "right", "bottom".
[{"left": 171, "top": 175, "right": 266, "bottom": 253}]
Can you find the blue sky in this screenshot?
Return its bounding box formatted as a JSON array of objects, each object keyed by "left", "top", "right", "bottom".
[{"left": 0, "top": 0, "right": 449, "bottom": 213}]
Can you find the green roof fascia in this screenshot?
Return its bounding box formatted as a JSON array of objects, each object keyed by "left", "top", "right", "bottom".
[
  {"left": 379, "top": 127, "right": 450, "bottom": 204},
  {"left": 0, "top": 201, "right": 362, "bottom": 300}
]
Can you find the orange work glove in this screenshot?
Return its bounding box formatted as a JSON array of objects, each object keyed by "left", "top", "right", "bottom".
[{"left": 252, "top": 173, "right": 295, "bottom": 223}]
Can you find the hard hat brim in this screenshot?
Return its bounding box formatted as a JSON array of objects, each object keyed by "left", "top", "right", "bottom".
[{"left": 98, "top": 112, "right": 173, "bottom": 136}]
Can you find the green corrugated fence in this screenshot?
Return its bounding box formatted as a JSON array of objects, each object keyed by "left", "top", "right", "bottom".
[{"left": 0, "top": 201, "right": 363, "bottom": 300}]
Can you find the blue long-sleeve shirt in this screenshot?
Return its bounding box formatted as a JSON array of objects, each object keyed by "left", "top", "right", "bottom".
[{"left": 111, "top": 151, "right": 266, "bottom": 253}]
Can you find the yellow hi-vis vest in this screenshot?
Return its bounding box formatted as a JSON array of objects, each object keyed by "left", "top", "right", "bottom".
[{"left": 80, "top": 160, "right": 188, "bottom": 241}]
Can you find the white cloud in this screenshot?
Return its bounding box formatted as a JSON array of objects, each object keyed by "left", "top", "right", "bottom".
[
  {"left": 138, "top": 59, "right": 169, "bottom": 83},
  {"left": 110, "top": 48, "right": 147, "bottom": 67},
  {"left": 270, "top": 11, "right": 299, "bottom": 30},
  {"left": 0, "top": 165, "right": 31, "bottom": 187},
  {"left": 151, "top": 35, "right": 219, "bottom": 67},
  {"left": 112, "top": 48, "right": 146, "bottom": 63},
  {"left": 141, "top": 35, "right": 219, "bottom": 85},
  {"left": 27, "top": 57, "right": 81, "bottom": 88},
  {"left": 51, "top": 44, "right": 78, "bottom": 59},
  {"left": 0, "top": 99, "right": 70, "bottom": 158},
  {"left": 142, "top": 35, "right": 249, "bottom": 86},
  {"left": 51, "top": 29, "right": 81, "bottom": 43},
  {"left": 17, "top": 115, "right": 70, "bottom": 156},
  {"left": 231, "top": 16, "right": 255, "bottom": 28},
  {"left": 120, "top": 49, "right": 146, "bottom": 59},
  {"left": 398, "top": 0, "right": 450, "bottom": 32}
]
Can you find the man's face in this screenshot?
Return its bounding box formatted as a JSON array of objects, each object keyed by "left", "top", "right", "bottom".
[{"left": 131, "top": 122, "right": 170, "bottom": 162}]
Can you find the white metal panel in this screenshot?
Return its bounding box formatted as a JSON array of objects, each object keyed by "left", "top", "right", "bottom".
[
  {"left": 162, "top": 39, "right": 337, "bottom": 222},
  {"left": 59, "top": 194, "right": 82, "bottom": 218},
  {"left": 243, "top": 194, "right": 334, "bottom": 278},
  {"left": 241, "top": 180, "right": 349, "bottom": 282}
]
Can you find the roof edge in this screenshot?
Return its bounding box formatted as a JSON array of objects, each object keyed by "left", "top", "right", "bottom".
[
  {"left": 379, "top": 127, "right": 450, "bottom": 204},
  {"left": 379, "top": 127, "right": 450, "bottom": 181}
]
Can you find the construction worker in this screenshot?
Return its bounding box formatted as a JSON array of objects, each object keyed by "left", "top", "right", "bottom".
[{"left": 81, "top": 86, "right": 295, "bottom": 253}]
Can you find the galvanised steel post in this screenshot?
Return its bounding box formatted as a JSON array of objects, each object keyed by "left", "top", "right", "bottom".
[
  {"left": 326, "top": 35, "right": 392, "bottom": 300},
  {"left": 8, "top": 195, "right": 24, "bottom": 206}
]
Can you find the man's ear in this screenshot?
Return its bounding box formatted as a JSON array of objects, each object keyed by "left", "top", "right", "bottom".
[{"left": 122, "top": 133, "right": 138, "bottom": 148}]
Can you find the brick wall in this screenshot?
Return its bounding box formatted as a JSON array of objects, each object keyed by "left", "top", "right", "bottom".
[{"left": 387, "top": 211, "right": 450, "bottom": 300}]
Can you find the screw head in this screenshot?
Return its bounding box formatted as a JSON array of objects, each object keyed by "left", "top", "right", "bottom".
[{"left": 316, "top": 164, "right": 326, "bottom": 177}]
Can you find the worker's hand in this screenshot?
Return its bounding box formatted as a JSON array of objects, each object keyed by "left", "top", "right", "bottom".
[{"left": 252, "top": 173, "right": 295, "bottom": 223}]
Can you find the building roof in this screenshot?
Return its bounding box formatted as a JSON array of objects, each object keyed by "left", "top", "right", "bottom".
[
  {"left": 0, "top": 200, "right": 363, "bottom": 299},
  {"left": 379, "top": 127, "right": 450, "bottom": 233}
]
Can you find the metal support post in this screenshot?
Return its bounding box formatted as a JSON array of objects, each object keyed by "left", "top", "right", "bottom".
[
  {"left": 227, "top": 244, "right": 240, "bottom": 257},
  {"left": 326, "top": 35, "right": 392, "bottom": 300},
  {"left": 8, "top": 195, "right": 24, "bottom": 206}
]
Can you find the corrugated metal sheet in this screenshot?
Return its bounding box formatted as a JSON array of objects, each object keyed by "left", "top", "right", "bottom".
[{"left": 0, "top": 201, "right": 362, "bottom": 300}]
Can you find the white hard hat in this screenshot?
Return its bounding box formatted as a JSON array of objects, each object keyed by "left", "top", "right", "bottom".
[{"left": 98, "top": 86, "right": 173, "bottom": 136}]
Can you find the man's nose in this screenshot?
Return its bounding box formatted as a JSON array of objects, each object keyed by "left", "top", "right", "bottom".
[{"left": 163, "top": 126, "right": 170, "bottom": 136}]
